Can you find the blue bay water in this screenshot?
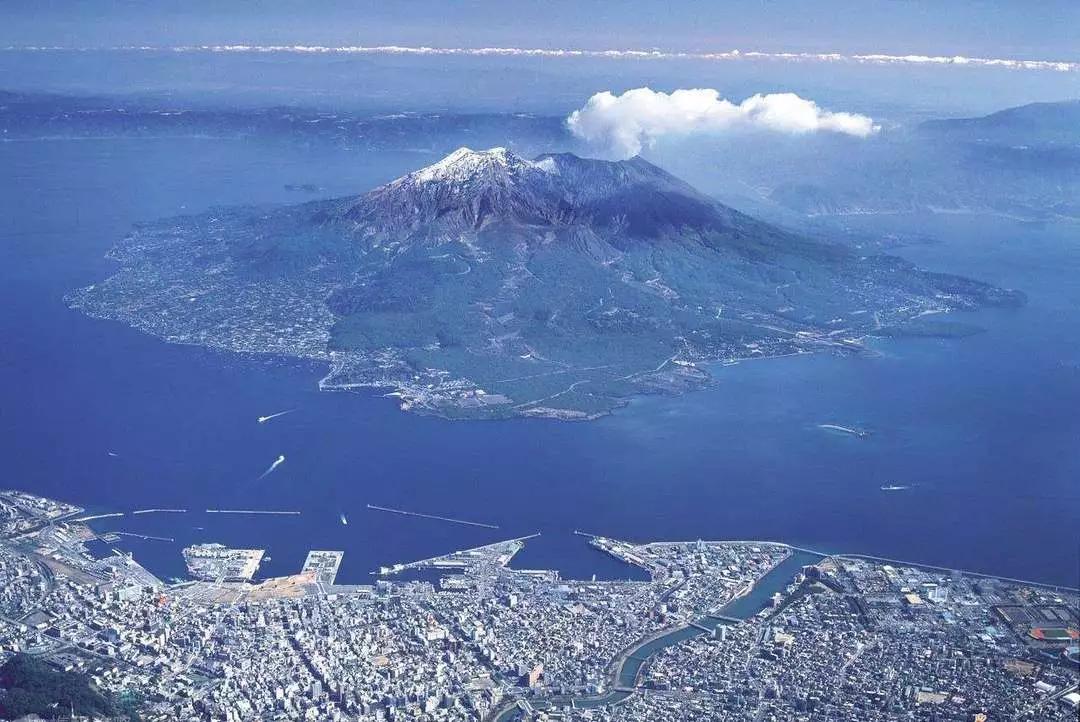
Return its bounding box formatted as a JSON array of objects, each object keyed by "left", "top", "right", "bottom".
[{"left": 1, "top": 136, "right": 1077, "bottom": 586}]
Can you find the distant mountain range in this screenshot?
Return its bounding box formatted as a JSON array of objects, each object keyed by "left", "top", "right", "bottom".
[
  {"left": 0, "top": 90, "right": 564, "bottom": 151},
  {"left": 6, "top": 90, "right": 1077, "bottom": 222},
  {"left": 70, "top": 147, "right": 1021, "bottom": 419},
  {"left": 919, "top": 99, "right": 1080, "bottom": 145},
  {"left": 767, "top": 100, "right": 1080, "bottom": 221}
]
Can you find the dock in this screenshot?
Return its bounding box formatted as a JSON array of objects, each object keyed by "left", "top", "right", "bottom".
[
  {"left": 302, "top": 550, "right": 344, "bottom": 585},
  {"left": 183, "top": 543, "right": 264, "bottom": 582},
  {"left": 374, "top": 533, "right": 539, "bottom": 576}
]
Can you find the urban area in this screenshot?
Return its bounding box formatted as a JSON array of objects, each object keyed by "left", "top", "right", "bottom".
[{"left": 0, "top": 490, "right": 1076, "bottom": 721}]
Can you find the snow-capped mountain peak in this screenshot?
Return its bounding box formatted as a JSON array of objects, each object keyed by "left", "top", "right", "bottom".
[
  {"left": 347, "top": 147, "right": 567, "bottom": 233},
  {"left": 341, "top": 148, "right": 730, "bottom": 238},
  {"left": 411, "top": 146, "right": 550, "bottom": 185}
]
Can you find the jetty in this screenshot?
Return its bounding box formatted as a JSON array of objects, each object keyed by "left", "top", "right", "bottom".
[
  {"left": 205, "top": 509, "right": 300, "bottom": 516},
  {"left": 366, "top": 504, "right": 498, "bottom": 529},
  {"left": 112, "top": 531, "right": 175, "bottom": 542},
  {"left": 73, "top": 512, "right": 125, "bottom": 522}
]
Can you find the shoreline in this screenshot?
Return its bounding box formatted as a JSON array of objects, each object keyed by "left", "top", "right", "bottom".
[{"left": 76, "top": 501, "right": 1080, "bottom": 591}]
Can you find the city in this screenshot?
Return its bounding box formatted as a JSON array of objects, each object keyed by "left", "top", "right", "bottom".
[{"left": 1, "top": 490, "right": 1076, "bottom": 720}]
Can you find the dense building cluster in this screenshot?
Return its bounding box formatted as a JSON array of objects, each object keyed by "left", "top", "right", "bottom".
[
  {"left": 1, "top": 490, "right": 1076, "bottom": 721},
  {"left": 549, "top": 559, "right": 1080, "bottom": 721}
]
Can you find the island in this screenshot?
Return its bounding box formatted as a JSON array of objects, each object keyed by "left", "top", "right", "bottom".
[{"left": 68, "top": 147, "right": 1023, "bottom": 420}]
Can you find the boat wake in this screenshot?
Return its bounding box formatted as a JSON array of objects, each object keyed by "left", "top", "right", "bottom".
[
  {"left": 818, "top": 423, "right": 871, "bottom": 438},
  {"left": 258, "top": 454, "right": 286, "bottom": 479}
]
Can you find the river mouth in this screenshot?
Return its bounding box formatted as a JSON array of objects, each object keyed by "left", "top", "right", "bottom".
[{"left": 495, "top": 551, "right": 821, "bottom": 719}]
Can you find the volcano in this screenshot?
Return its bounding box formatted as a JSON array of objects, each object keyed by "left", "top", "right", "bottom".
[{"left": 70, "top": 147, "right": 1023, "bottom": 419}]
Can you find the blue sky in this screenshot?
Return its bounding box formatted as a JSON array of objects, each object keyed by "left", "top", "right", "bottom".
[{"left": 4, "top": 0, "right": 1079, "bottom": 61}]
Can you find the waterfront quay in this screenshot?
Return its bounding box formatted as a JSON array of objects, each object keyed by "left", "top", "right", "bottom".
[{"left": 302, "top": 550, "right": 345, "bottom": 585}]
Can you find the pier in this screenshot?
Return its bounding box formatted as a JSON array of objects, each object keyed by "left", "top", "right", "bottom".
[
  {"left": 374, "top": 533, "right": 540, "bottom": 575},
  {"left": 366, "top": 503, "right": 499, "bottom": 529},
  {"left": 302, "top": 550, "right": 344, "bottom": 585},
  {"left": 131, "top": 508, "right": 187, "bottom": 515}
]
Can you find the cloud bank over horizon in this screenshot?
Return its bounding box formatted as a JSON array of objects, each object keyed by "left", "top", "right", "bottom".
[
  {"left": 566, "top": 88, "right": 879, "bottom": 158},
  {"left": 6, "top": 44, "right": 1078, "bottom": 74}
]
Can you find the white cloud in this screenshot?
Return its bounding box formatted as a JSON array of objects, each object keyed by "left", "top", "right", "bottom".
[
  {"left": 10, "top": 45, "right": 1079, "bottom": 73},
  {"left": 566, "top": 88, "right": 879, "bottom": 158}
]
